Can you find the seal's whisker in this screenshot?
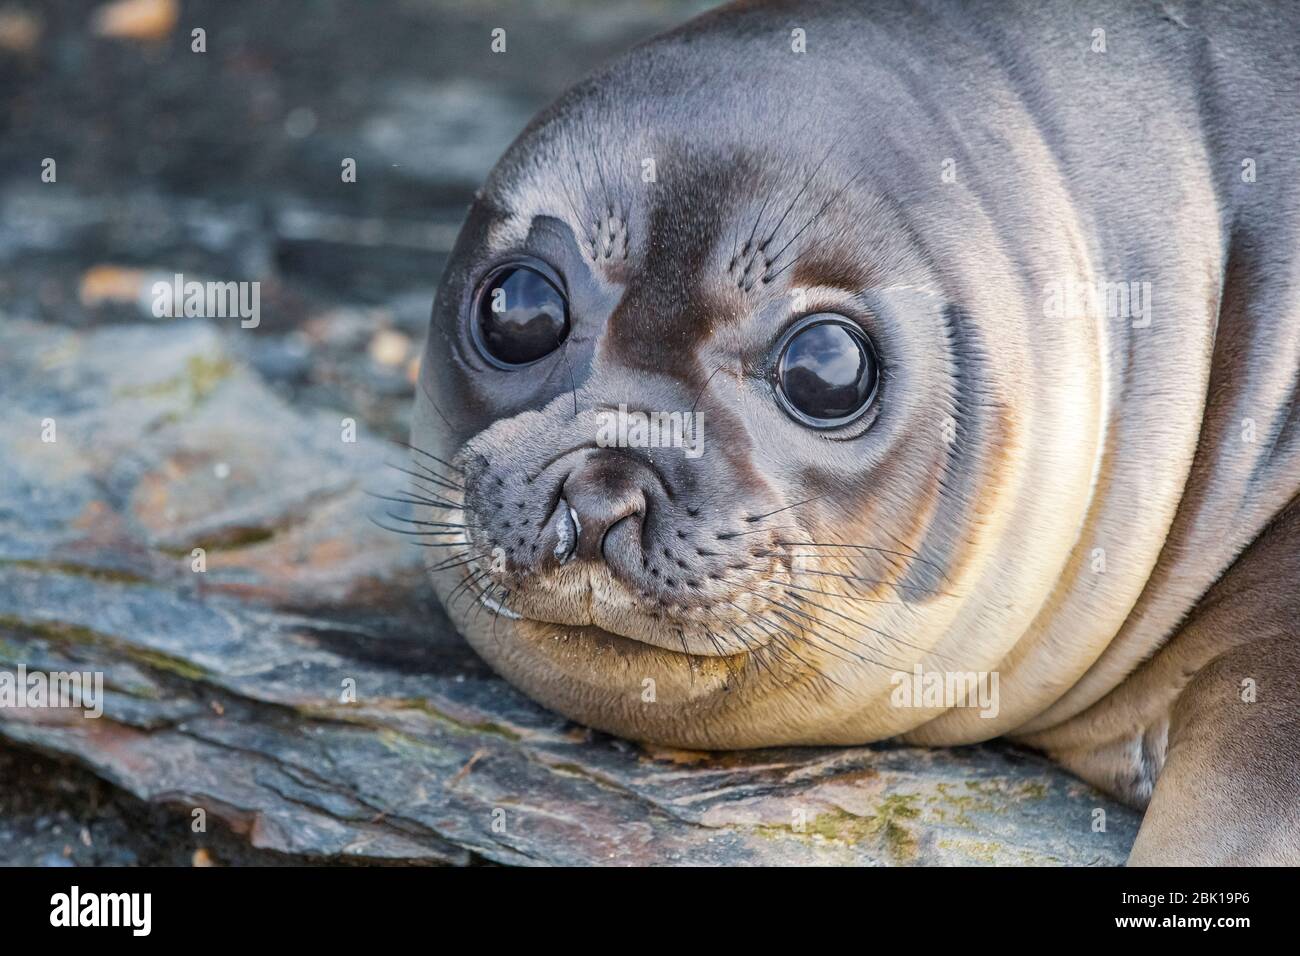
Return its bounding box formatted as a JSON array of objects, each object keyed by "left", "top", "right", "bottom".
[
  {"left": 396, "top": 479, "right": 464, "bottom": 509},
  {"left": 563, "top": 126, "right": 600, "bottom": 242},
  {"left": 425, "top": 551, "right": 478, "bottom": 574},
  {"left": 716, "top": 524, "right": 800, "bottom": 540},
  {"left": 479, "top": 583, "right": 518, "bottom": 636},
  {"left": 757, "top": 250, "right": 807, "bottom": 286},
  {"left": 425, "top": 548, "right": 488, "bottom": 575},
  {"left": 392, "top": 452, "right": 464, "bottom": 488},
  {"left": 779, "top": 587, "right": 959, "bottom": 666},
  {"left": 587, "top": 134, "right": 613, "bottom": 222},
  {"left": 382, "top": 511, "right": 473, "bottom": 529},
  {"left": 367, "top": 514, "right": 477, "bottom": 551},
  {"left": 394, "top": 471, "right": 464, "bottom": 503},
  {"left": 690, "top": 363, "right": 729, "bottom": 416},
  {"left": 761, "top": 163, "right": 870, "bottom": 279},
  {"left": 760, "top": 189, "right": 841, "bottom": 273},
  {"left": 785, "top": 565, "right": 958, "bottom": 599},
  {"left": 773, "top": 540, "right": 948, "bottom": 580},
  {"left": 413, "top": 371, "right": 458, "bottom": 434},
  {"left": 405, "top": 452, "right": 461, "bottom": 481},
  {"left": 748, "top": 589, "right": 910, "bottom": 670},
  {"left": 366, "top": 491, "right": 462, "bottom": 511},
  {"left": 370, "top": 521, "right": 467, "bottom": 540},
  {"left": 393, "top": 439, "right": 465, "bottom": 476},
  {"left": 387, "top": 459, "right": 463, "bottom": 493},
  {"left": 725, "top": 622, "right": 784, "bottom": 685},
  {"left": 553, "top": 128, "right": 593, "bottom": 250},
  {"left": 731, "top": 110, "right": 822, "bottom": 270},
  {"left": 743, "top": 495, "right": 826, "bottom": 522},
  {"left": 487, "top": 584, "right": 511, "bottom": 645},
  {"left": 743, "top": 619, "right": 837, "bottom": 694},
  {"left": 673, "top": 627, "right": 696, "bottom": 685},
  {"left": 751, "top": 628, "right": 814, "bottom": 688},
  {"left": 533, "top": 330, "right": 576, "bottom": 398},
  {"left": 443, "top": 565, "right": 494, "bottom": 607},
  {"left": 726, "top": 597, "right": 842, "bottom": 671},
  {"left": 463, "top": 571, "right": 510, "bottom": 617},
  {"left": 557, "top": 339, "right": 580, "bottom": 418},
  {"left": 467, "top": 574, "right": 510, "bottom": 630},
  {"left": 734, "top": 607, "right": 851, "bottom": 692},
  {"left": 775, "top": 578, "right": 901, "bottom": 607},
  {"left": 739, "top": 179, "right": 782, "bottom": 268},
  {"left": 724, "top": 602, "right": 804, "bottom": 669},
  {"left": 734, "top": 556, "right": 949, "bottom": 603},
  {"left": 765, "top": 549, "right": 925, "bottom": 589},
  {"left": 392, "top": 527, "right": 473, "bottom": 537},
  {"left": 431, "top": 565, "right": 482, "bottom": 596},
  {"left": 756, "top": 129, "right": 848, "bottom": 254},
  {"left": 768, "top": 607, "right": 899, "bottom": 675},
  {"left": 701, "top": 627, "right": 742, "bottom": 684},
  {"left": 699, "top": 605, "right": 759, "bottom": 680}
]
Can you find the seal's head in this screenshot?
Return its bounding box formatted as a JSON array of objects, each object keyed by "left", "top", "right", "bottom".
[{"left": 411, "top": 14, "right": 1108, "bottom": 749}]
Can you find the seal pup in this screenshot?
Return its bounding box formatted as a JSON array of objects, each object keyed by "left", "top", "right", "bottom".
[{"left": 408, "top": 0, "right": 1300, "bottom": 864}]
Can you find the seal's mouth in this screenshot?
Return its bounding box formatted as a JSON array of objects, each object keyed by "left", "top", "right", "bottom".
[{"left": 457, "top": 561, "right": 769, "bottom": 658}]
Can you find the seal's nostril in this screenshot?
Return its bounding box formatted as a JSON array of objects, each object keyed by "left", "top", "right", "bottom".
[
  {"left": 599, "top": 512, "right": 640, "bottom": 562},
  {"left": 552, "top": 502, "right": 579, "bottom": 564}
]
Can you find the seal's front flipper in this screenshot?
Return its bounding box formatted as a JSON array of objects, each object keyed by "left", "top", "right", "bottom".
[
  {"left": 1127, "top": 500, "right": 1300, "bottom": 865},
  {"left": 1129, "top": 634, "right": 1300, "bottom": 864}
]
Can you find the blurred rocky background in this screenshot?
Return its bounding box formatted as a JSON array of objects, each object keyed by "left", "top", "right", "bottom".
[
  {"left": 0, "top": 0, "right": 1139, "bottom": 865},
  {"left": 1, "top": 0, "right": 709, "bottom": 439}
]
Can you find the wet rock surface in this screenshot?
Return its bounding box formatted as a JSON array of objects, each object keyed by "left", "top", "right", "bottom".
[{"left": 0, "top": 0, "right": 1140, "bottom": 864}]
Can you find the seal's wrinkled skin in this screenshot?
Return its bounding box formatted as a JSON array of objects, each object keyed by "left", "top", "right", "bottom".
[{"left": 411, "top": 0, "right": 1300, "bottom": 864}]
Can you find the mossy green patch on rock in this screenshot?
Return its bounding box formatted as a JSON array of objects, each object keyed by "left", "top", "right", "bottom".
[
  {"left": 157, "top": 525, "right": 278, "bottom": 556},
  {"left": 939, "top": 837, "right": 1048, "bottom": 866},
  {"left": 0, "top": 559, "right": 150, "bottom": 585},
  {"left": 298, "top": 696, "right": 525, "bottom": 743},
  {"left": 116, "top": 354, "right": 235, "bottom": 408},
  {"left": 927, "top": 778, "right": 1051, "bottom": 828},
  {"left": 0, "top": 637, "right": 21, "bottom": 663},
  {"left": 750, "top": 794, "right": 923, "bottom": 862},
  {"left": 384, "top": 697, "right": 525, "bottom": 742},
  {"left": 0, "top": 614, "right": 207, "bottom": 681}
]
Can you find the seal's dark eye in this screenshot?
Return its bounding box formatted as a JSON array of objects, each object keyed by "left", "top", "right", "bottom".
[
  {"left": 473, "top": 261, "right": 569, "bottom": 367},
  {"left": 774, "top": 315, "right": 879, "bottom": 427}
]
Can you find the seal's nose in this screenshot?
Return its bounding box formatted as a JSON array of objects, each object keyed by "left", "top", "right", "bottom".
[{"left": 554, "top": 455, "right": 648, "bottom": 563}]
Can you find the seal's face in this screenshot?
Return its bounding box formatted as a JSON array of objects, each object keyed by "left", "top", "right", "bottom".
[{"left": 413, "top": 53, "right": 1108, "bottom": 749}]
